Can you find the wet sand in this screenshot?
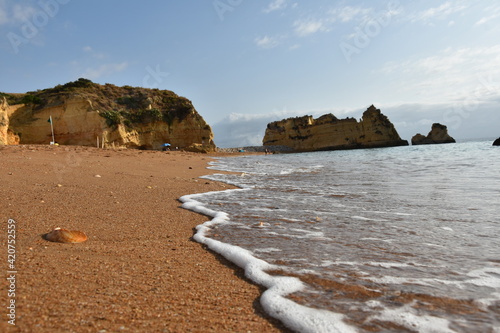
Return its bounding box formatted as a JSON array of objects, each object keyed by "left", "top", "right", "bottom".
[{"left": 0, "top": 145, "right": 289, "bottom": 332}]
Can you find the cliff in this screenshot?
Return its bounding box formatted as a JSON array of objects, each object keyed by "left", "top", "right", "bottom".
[
  {"left": 263, "top": 105, "right": 408, "bottom": 152},
  {"left": 0, "top": 79, "right": 215, "bottom": 151},
  {"left": 411, "top": 123, "right": 456, "bottom": 145},
  {"left": 0, "top": 96, "right": 22, "bottom": 145}
]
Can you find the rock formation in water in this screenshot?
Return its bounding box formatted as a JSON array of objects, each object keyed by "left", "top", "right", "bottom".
[
  {"left": 262, "top": 105, "right": 408, "bottom": 152},
  {"left": 0, "top": 79, "right": 215, "bottom": 151},
  {"left": 493, "top": 138, "right": 500, "bottom": 146},
  {"left": 411, "top": 123, "right": 456, "bottom": 145}
]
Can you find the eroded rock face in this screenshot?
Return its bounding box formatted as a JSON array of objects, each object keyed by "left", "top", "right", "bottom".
[
  {"left": 263, "top": 105, "right": 408, "bottom": 152},
  {"left": 0, "top": 97, "right": 21, "bottom": 145},
  {"left": 411, "top": 123, "right": 456, "bottom": 145},
  {"left": 0, "top": 97, "right": 9, "bottom": 145},
  {"left": 1, "top": 80, "right": 215, "bottom": 151}
]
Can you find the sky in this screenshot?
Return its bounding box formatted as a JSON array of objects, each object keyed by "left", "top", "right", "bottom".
[{"left": 1, "top": 0, "right": 499, "bottom": 147}]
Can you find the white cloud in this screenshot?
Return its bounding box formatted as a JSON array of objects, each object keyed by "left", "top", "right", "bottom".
[
  {"left": 295, "top": 3, "right": 400, "bottom": 41},
  {"left": 264, "top": 4, "right": 396, "bottom": 42},
  {"left": 0, "top": 1, "right": 8, "bottom": 25},
  {"left": 378, "top": 46, "right": 500, "bottom": 102},
  {"left": 212, "top": 109, "right": 306, "bottom": 147},
  {"left": 12, "top": 4, "right": 37, "bottom": 22},
  {"left": 81, "top": 62, "right": 128, "bottom": 80},
  {"left": 82, "top": 46, "right": 106, "bottom": 59},
  {"left": 293, "top": 18, "right": 329, "bottom": 37},
  {"left": 475, "top": 16, "right": 490, "bottom": 26},
  {"left": 255, "top": 35, "right": 280, "bottom": 49},
  {"left": 0, "top": 1, "right": 38, "bottom": 25},
  {"left": 212, "top": 113, "right": 274, "bottom": 147},
  {"left": 263, "top": 0, "right": 287, "bottom": 14},
  {"left": 411, "top": 1, "right": 468, "bottom": 23},
  {"left": 475, "top": 4, "right": 500, "bottom": 26},
  {"left": 381, "top": 46, "right": 500, "bottom": 75},
  {"left": 382, "top": 101, "right": 500, "bottom": 140},
  {"left": 331, "top": 6, "right": 371, "bottom": 23}
]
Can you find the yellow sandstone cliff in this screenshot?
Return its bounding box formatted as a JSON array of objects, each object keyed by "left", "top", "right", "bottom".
[
  {"left": 263, "top": 105, "right": 408, "bottom": 151},
  {"left": 1, "top": 79, "right": 215, "bottom": 151},
  {"left": 0, "top": 96, "right": 22, "bottom": 145}
]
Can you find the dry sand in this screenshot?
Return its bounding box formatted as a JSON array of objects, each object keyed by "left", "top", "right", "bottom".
[{"left": 0, "top": 145, "right": 289, "bottom": 332}]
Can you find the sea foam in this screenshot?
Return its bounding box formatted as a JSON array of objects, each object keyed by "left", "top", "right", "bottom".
[
  {"left": 179, "top": 190, "right": 356, "bottom": 333},
  {"left": 370, "top": 303, "right": 455, "bottom": 333}
]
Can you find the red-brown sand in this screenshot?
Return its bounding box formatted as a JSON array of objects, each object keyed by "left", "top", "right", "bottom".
[{"left": 0, "top": 145, "right": 289, "bottom": 332}]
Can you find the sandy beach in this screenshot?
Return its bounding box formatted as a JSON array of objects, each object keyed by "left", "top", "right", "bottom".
[{"left": 0, "top": 145, "right": 289, "bottom": 332}]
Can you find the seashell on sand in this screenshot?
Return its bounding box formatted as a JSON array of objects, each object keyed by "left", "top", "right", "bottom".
[{"left": 43, "top": 228, "right": 88, "bottom": 243}]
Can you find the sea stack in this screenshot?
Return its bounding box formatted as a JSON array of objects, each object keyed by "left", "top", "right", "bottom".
[
  {"left": 411, "top": 123, "right": 456, "bottom": 145},
  {"left": 263, "top": 105, "right": 408, "bottom": 152},
  {"left": 493, "top": 138, "right": 500, "bottom": 146}
]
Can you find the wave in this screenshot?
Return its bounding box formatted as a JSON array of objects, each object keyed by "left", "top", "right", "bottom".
[{"left": 179, "top": 189, "right": 356, "bottom": 333}]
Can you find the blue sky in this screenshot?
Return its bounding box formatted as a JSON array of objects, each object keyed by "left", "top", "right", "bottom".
[{"left": 1, "top": 0, "right": 499, "bottom": 147}]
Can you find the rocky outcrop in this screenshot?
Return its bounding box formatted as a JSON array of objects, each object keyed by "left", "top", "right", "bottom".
[
  {"left": 0, "top": 97, "right": 9, "bottom": 145},
  {"left": 0, "top": 97, "right": 21, "bottom": 145},
  {"left": 411, "top": 123, "right": 456, "bottom": 145},
  {"left": 1, "top": 79, "right": 215, "bottom": 151},
  {"left": 263, "top": 105, "right": 408, "bottom": 152},
  {"left": 493, "top": 138, "right": 500, "bottom": 146}
]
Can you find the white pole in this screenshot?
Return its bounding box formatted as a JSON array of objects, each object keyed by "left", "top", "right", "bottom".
[{"left": 49, "top": 115, "right": 55, "bottom": 144}]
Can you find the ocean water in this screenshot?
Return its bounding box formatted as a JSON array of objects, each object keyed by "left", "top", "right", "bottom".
[{"left": 180, "top": 141, "right": 500, "bottom": 332}]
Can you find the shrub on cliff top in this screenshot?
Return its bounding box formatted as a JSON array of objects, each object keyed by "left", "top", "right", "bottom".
[
  {"left": 100, "top": 110, "right": 122, "bottom": 127},
  {"left": 19, "top": 94, "right": 42, "bottom": 105},
  {"left": 42, "top": 78, "right": 95, "bottom": 95},
  {"left": 58, "top": 78, "right": 94, "bottom": 91}
]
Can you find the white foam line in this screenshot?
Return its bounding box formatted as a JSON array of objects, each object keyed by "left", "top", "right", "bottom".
[
  {"left": 351, "top": 215, "right": 387, "bottom": 222},
  {"left": 179, "top": 189, "right": 356, "bottom": 333},
  {"left": 254, "top": 248, "right": 283, "bottom": 253},
  {"left": 370, "top": 303, "right": 455, "bottom": 333}
]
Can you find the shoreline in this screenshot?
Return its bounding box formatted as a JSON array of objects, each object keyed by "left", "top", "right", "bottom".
[{"left": 0, "top": 145, "right": 289, "bottom": 332}]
